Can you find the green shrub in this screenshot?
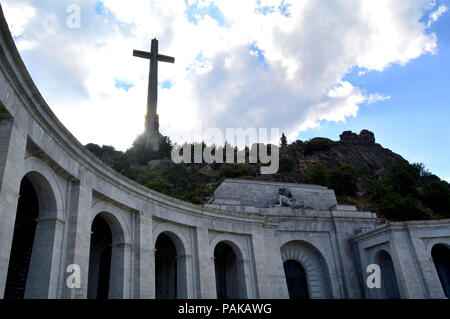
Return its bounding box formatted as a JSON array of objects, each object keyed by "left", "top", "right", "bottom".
[
  {"left": 166, "top": 164, "right": 192, "bottom": 189},
  {"left": 423, "top": 180, "right": 450, "bottom": 217},
  {"left": 180, "top": 186, "right": 206, "bottom": 204},
  {"left": 279, "top": 155, "right": 296, "bottom": 173},
  {"left": 305, "top": 163, "right": 330, "bottom": 187},
  {"left": 329, "top": 165, "right": 357, "bottom": 197},
  {"left": 145, "top": 176, "right": 177, "bottom": 197},
  {"left": 304, "top": 138, "right": 335, "bottom": 155},
  {"left": 377, "top": 193, "right": 429, "bottom": 221},
  {"left": 386, "top": 163, "right": 421, "bottom": 197},
  {"left": 218, "top": 163, "right": 249, "bottom": 178}
]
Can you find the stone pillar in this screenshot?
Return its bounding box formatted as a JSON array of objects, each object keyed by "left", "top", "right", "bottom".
[
  {"left": 256, "top": 228, "right": 290, "bottom": 299},
  {"left": 25, "top": 217, "right": 65, "bottom": 298},
  {"left": 195, "top": 226, "right": 216, "bottom": 298},
  {"left": 60, "top": 173, "right": 93, "bottom": 299},
  {"left": 133, "top": 202, "right": 154, "bottom": 298},
  {"left": 329, "top": 215, "right": 366, "bottom": 298},
  {"left": 176, "top": 254, "right": 193, "bottom": 298},
  {"left": 109, "top": 242, "right": 132, "bottom": 299},
  {"left": 0, "top": 119, "right": 27, "bottom": 298},
  {"left": 249, "top": 229, "right": 271, "bottom": 298},
  {"left": 238, "top": 258, "right": 251, "bottom": 298},
  {"left": 389, "top": 229, "right": 427, "bottom": 298}
]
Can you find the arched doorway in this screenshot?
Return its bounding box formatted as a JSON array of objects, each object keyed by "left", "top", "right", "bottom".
[
  {"left": 155, "top": 233, "right": 177, "bottom": 299},
  {"left": 4, "top": 177, "right": 38, "bottom": 299},
  {"left": 87, "top": 215, "right": 112, "bottom": 299},
  {"left": 280, "top": 241, "right": 332, "bottom": 298},
  {"left": 376, "top": 250, "right": 401, "bottom": 299},
  {"left": 213, "top": 241, "right": 247, "bottom": 299},
  {"left": 431, "top": 244, "right": 450, "bottom": 298},
  {"left": 283, "top": 260, "right": 310, "bottom": 299},
  {"left": 4, "top": 172, "right": 60, "bottom": 299}
]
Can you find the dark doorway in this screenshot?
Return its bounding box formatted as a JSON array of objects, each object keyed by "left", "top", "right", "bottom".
[
  {"left": 283, "top": 260, "right": 310, "bottom": 299},
  {"left": 214, "top": 242, "right": 240, "bottom": 299},
  {"left": 377, "top": 250, "right": 401, "bottom": 299},
  {"left": 155, "top": 233, "right": 177, "bottom": 299},
  {"left": 4, "top": 177, "right": 39, "bottom": 299},
  {"left": 432, "top": 244, "right": 450, "bottom": 298},
  {"left": 87, "top": 215, "right": 112, "bottom": 299}
]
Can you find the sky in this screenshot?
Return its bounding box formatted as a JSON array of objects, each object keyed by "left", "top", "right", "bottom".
[{"left": 1, "top": 0, "right": 449, "bottom": 181}]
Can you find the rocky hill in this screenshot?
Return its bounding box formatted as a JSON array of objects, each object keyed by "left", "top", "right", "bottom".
[{"left": 85, "top": 130, "right": 450, "bottom": 221}]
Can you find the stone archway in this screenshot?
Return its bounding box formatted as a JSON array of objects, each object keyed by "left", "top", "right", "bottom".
[
  {"left": 280, "top": 241, "right": 332, "bottom": 299},
  {"left": 4, "top": 171, "right": 62, "bottom": 299},
  {"left": 153, "top": 224, "right": 192, "bottom": 299},
  {"left": 87, "top": 211, "right": 128, "bottom": 299},
  {"left": 155, "top": 233, "right": 178, "bottom": 298},
  {"left": 375, "top": 250, "right": 400, "bottom": 299},
  {"left": 213, "top": 241, "right": 247, "bottom": 299},
  {"left": 431, "top": 244, "right": 450, "bottom": 298},
  {"left": 153, "top": 223, "right": 194, "bottom": 299}
]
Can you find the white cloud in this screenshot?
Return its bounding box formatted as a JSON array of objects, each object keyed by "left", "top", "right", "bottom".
[
  {"left": 1, "top": 1, "right": 35, "bottom": 37},
  {"left": 367, "top": 93, "right": 392, "bottom": 105},
  {"left": 1, "top": 0, "right": 443, "bottom": 150},
  {"left": 428, "top": 5, "right": 448, "bottom": 27}
]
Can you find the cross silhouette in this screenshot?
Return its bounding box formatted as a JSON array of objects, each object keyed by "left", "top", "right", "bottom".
[{"left": 133, "top": 38, "right": 175, "bottom": 133}]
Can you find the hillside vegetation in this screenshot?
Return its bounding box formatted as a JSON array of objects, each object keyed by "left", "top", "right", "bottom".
[{"left": 85, "top": 130, "right": 450, "bottom": 221}]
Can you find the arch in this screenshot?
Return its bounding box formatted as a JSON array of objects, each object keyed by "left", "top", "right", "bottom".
[
  {"left": 374, "top": 249, "right": 401, "bottom": 299},
  {"left": 214, "top": 241, "right": 247, "bottom": 299},
  {"left": 91, "top": 201, "right": 131, "bottom": 245},
  {"left": 152, "top": 223, "right": 191, "bottom": 256},
  {"left": 209, "top": 234, "right": 249, "bottom": 264},
  {"left": 153, "top": 225, "right": 190, "bottom": 299},
  {"left": 280, "top": 240, "right": 332, "bottom": 299},
  {"left": 431, "top": 243, "right": 450, "bottom": 298},
  {"left": 5, "top": 169, "right": 63, "bottom": 299},
  {"left": 23, "top": 157, "right": 64, "bottom": 220},
  {"left": 88, "top": 203, "right": 131, "bottom": 299},
  {"left": 210, "top": 234, "right": 249, "bottom": 299},
  {"left": 209, "top": 234, "right": 252, "bottom": 298}
]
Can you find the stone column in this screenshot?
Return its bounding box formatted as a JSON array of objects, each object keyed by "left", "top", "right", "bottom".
[
  {"left": 249, "top": 229, "right": 270, "bottom": 298},
  {"left": 0, "top": 119, "right": 27, "bottom": 298},
  {"left": 389, "top": 229, "right": 428, "bottom": 298},
  {"left": 237, "top": 258, "right": 251, "bottom": 298},
  {"left": 133, "top": 202, "right": 154, "bottom": 298},
  {"left": 109, "top": 242, "right": 132, "bottom": 299},
  {"left": 60, "top": 172, "right": 93, "bottom": 299},
  {"left": 195, "top": 226, "right": 216, "bottom": 298},
  {"left": 176, "top": 254, "right": 192, "bottom": 298},
  {"left": 25, "top": 217, "right": 65, "bottom": 298},
  {"left": 256, "top": 228, "right": 290, "bottom": 299}
]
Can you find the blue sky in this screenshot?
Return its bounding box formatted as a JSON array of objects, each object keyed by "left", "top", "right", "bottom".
[
  {"left": 298, "top": 7, "right": 450, "bottom": 180},
  {"left": 2, "top": 0, "right": 450, "bottom": 181}
]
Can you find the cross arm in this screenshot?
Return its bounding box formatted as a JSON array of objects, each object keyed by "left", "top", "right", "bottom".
[
  {"left": 133, "top": 50, "right": 175, "bottom": 63},
  {"left": 156, "top": 54, "right": 175, "bottom": 63},
  {"left": 133, "top": 50, "right": 152, "bottom": 59}
]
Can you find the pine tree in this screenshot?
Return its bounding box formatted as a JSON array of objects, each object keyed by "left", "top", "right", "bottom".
[{"left": 280, "top": 133, "right": 288, "bottom": 148}]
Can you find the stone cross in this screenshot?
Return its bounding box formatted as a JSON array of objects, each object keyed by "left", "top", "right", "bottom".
[{"left": 133, "top": 38, "right": 175, "bottom": 134}]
